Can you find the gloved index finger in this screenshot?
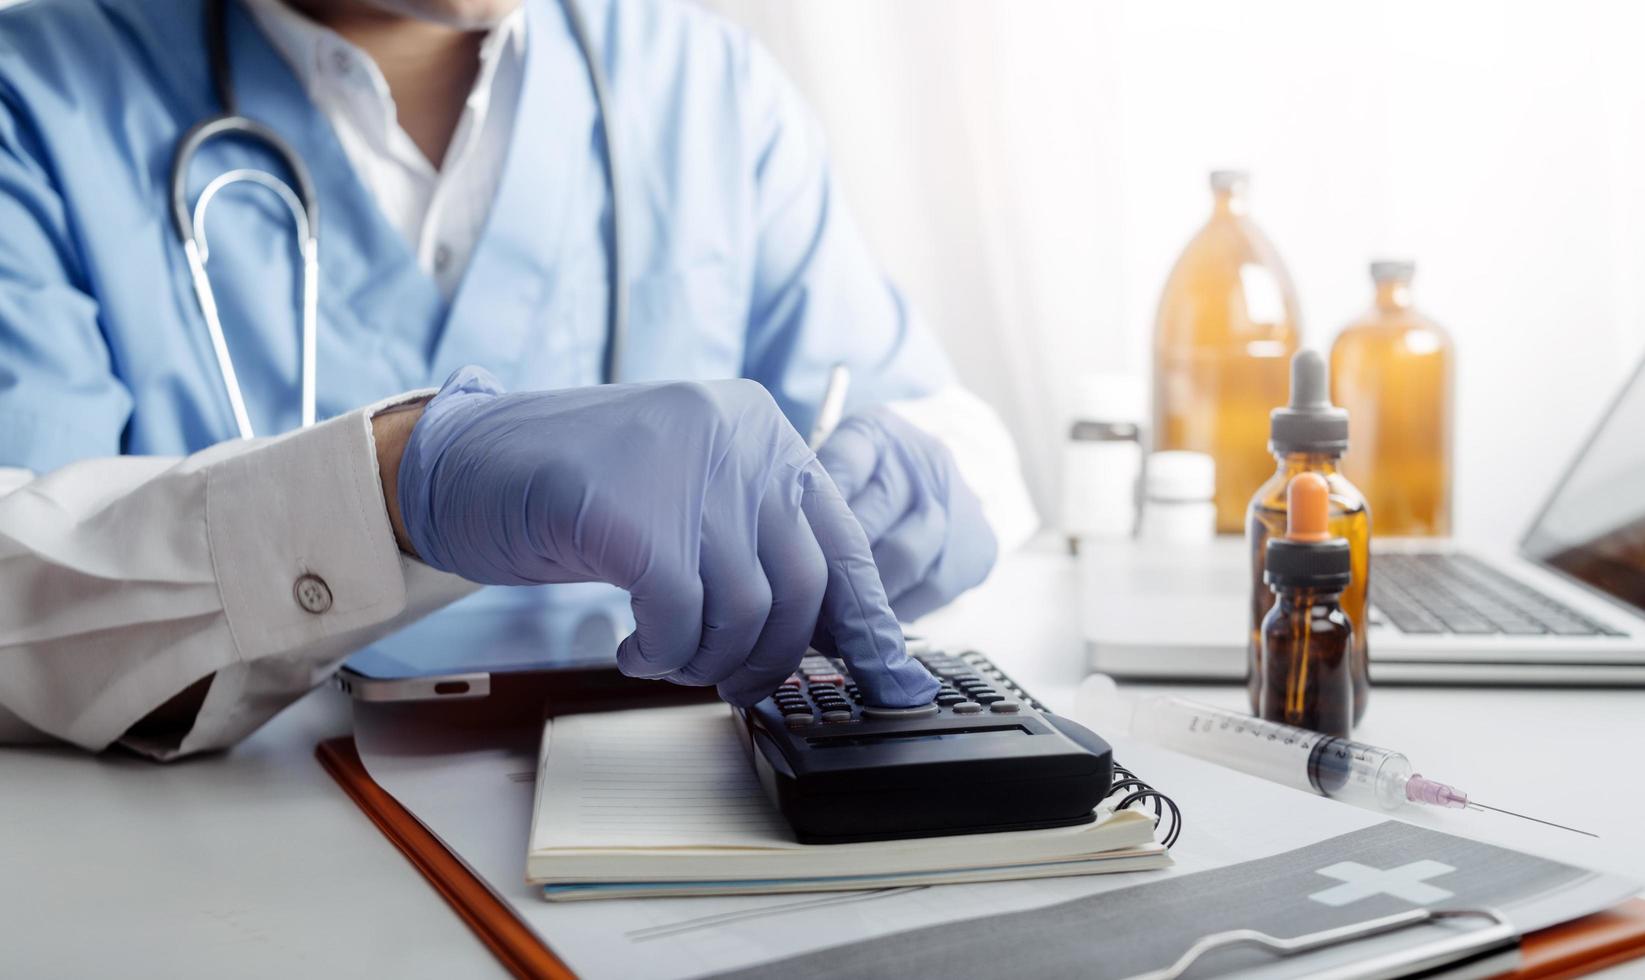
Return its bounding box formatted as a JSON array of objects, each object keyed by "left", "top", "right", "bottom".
[{"left": 798, "top": 460, "right": 940, "bottom": 708}]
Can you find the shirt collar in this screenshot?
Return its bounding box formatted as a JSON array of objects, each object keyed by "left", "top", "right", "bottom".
[{"left": 241, "top": 0, "right": 526, "bottom": 138}]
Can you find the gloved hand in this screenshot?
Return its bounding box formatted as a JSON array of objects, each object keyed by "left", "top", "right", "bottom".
[
  {"left": 815, "top": 406, "right": 997, "bottom": 622},
  {"left": 395, "top": 367, "right": 940, "bottom": 708}
]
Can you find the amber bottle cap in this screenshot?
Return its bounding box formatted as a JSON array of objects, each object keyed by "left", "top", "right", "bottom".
[
  {"left": 1265, "top": 473, "right": 1351, "bottom": 590},
  {"left": 1270, "top": 349, "right": 1349, "bottom": 455},
  {"left": 1286, "top": 472, "right": 1331, "bottom": 542},
  {"left": 1370, "top": 259, "right": 1416, "bottom": 283}
]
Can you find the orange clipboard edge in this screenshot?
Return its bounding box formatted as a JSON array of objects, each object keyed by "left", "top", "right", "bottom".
[
  {"left": 1518, "top": 897, "right": 1645, "bottom": 979},
  {"left": 315, "top": 736, "right": 575, "bottom": 980},
  {"left": 318, "top": 734, "right": 1645, "bottom": 980}
]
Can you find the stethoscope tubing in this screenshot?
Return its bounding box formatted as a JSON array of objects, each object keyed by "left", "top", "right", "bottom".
[{"left": 169, "top": 0, "right": 622, "bottom": 441}]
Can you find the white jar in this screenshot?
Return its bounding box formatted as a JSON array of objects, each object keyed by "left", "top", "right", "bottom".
[
  {"left": 1060, "top": 375, "right": 1145, "bottom": 548},
  {"left": 1137, "top": 451, "right": 1216, "bottom": 544}
]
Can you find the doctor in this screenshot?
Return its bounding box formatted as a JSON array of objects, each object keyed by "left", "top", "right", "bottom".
[{"left": 0, "top": 0, "right": 1035, "bottom": 758}]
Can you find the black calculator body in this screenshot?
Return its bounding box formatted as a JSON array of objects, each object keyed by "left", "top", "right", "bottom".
[{"left": 734, "top": 646, "right": 1114, "bottom": 844}]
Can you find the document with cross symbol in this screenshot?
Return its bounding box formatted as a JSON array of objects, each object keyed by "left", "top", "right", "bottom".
[
  {"left": 706, "top": 734, "right": 1637, "bottom": 980},
  {"left": 723, "top": 819, "right": 1636, "bottom": 978}
]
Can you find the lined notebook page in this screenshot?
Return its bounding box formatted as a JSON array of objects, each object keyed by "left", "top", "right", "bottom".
[{"left": 532, "top": 704, "right": 798, "bottom": 851}]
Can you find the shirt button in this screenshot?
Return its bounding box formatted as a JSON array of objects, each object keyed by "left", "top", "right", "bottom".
[
  {"left": 433, "top": 243, "right": 452, "bottom": 273},
  {"left": 329, "top": 48, "right": 353, "bottom": 76},
  {"left": 293, "top": 573, "right": 333, "bottom": 614}
]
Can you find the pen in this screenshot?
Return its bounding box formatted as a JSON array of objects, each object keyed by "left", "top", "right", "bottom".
[{"left": 808, "top": 364, "right": 851, "bottom": 450}]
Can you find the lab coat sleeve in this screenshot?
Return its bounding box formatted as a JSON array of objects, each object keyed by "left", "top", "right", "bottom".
[
  {"left": 734, "top": 36, "right": 1038, "bottom": 550},
  {"left": 0, "top": 87, "right": 477, "bottom": 757},
  {"left": 0, "top": 398, "right": 479, "bottom": 759}
]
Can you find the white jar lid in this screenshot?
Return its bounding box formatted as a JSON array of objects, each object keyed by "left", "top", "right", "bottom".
[{"left": 1145, "top": 451, "right": 1215, "bottom": 502}]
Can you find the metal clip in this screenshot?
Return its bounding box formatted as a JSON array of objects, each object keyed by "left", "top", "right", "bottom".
[{"left": 1129, "top": 906, "right": 1518, "bottom": 980}]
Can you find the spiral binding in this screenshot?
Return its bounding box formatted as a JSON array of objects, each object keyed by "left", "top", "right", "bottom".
[
  {"left": 1108, "top": 762, "right": 1182, "bottom": 848},
  {"left": 954, "top": 649, "right": 1182, "bottom": 850}
]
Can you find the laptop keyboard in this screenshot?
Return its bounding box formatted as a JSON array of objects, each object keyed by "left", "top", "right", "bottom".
[{"left": 1372, "top": 553, "right": 1627, "bottom": 637}]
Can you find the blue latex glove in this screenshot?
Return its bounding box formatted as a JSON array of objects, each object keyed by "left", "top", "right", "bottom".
[
  {"left": 396, "top": 367, "right": 939, "bottom": 708},
  {"left": 815, "top": 407, "right": 998, "bottom": 623}
]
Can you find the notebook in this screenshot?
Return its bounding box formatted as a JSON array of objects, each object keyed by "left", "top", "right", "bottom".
[{"left": 525, "top": 704, "right": 1170, "bottom": 900}]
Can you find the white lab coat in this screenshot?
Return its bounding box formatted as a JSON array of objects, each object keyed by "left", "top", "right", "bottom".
[{"left": 0, "top": 393, "right": 475, "bottom": 758}]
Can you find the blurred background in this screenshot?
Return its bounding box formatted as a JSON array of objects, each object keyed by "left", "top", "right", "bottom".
[{"left": 709, "top": 0, "right": 1645, "bottom": 546}]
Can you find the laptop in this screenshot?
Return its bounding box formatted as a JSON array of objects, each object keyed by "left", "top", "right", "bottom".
[{"left": 1084, "top": 349, "right": 1645, "bottom": 684}]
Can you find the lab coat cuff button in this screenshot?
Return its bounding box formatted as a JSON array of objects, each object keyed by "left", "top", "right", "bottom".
[{"left": 293, "top": 573, "right": 334, "bottom": 614}]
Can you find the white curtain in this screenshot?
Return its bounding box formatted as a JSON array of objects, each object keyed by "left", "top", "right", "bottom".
[
  {"left": 707, "top": 0, "right": 1645, "bottom": 544},
  {"left": 709, "top": 0, "right": 1125, "bottom": 528}
]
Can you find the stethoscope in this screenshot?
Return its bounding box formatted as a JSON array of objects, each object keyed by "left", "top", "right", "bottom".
[{"left": 168, "top": 0, "right": 626, "bottom": 440}]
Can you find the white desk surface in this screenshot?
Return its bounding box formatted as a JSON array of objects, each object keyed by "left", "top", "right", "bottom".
[{"left": 4, "top": 542, "right": 1643, "bottom": 979}]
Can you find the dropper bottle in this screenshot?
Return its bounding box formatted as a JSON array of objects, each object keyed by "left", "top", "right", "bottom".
[
  {"left": 1246, "top": 350, "right": 1371, "bottom": 723},
  {"left": 1259, "top": 473, "right": 1355, "bottom": 737}
]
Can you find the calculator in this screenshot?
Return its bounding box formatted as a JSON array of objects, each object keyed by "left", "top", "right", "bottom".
[{"left": 734, "top": 643, "right": 1114, "bottom": 843}]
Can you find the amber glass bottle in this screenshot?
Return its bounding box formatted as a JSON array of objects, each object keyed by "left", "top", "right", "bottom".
[
  {"left": 1259, "top": 473, "right": 1354, "bottom": 737},
  {"left": 1153, "top": 171, "right": 1301, "bottom": 533},
  {"left": 1248, "top": 350, "right": 1370, "bottom": 724},
  {"left": 1331, "top": 260, "right": 1454, "bottom": 537}
]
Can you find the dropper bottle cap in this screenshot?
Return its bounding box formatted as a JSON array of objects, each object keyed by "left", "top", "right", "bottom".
[
  {"left": 1264, "top": 472, "right": 1351, "bottom": 590},
  {"left": 1269, "top": 349, "right": 1348, "bottom": 455}
]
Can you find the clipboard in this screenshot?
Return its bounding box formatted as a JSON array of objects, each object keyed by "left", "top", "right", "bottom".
[{"left": 316, "top": 736, "right": 1645, "bottom": 980}]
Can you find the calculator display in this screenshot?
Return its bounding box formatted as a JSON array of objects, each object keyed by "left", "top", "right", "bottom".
[{"left": 806, "top": 726, "right": 1030, "bottom": 749}]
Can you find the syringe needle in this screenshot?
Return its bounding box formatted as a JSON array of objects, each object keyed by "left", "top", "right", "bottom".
[{"left": 1467, "top": 801, "right": 1599, "bottom": 839}]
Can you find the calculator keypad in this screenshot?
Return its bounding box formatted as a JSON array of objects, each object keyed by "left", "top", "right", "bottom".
[{"left": 768, "top": 647, "right": 1037, "bottom": 728}]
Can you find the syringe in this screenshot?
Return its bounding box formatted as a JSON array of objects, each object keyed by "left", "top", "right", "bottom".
[{"left": 1128, "top": 695, "right": 1595, "bottom": 837}]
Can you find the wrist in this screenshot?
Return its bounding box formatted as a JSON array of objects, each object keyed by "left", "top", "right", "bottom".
[{"left": 373, "top": 402, "right": 426, "bottom": 556}]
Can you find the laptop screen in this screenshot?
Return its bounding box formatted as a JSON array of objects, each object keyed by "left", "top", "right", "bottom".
[{"left": 1521, "top": 351, "right": 1645, "bottom": 615}]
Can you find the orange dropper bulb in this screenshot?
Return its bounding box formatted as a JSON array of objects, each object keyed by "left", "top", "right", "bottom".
[{"left": 1286, "top": 472, "right": 1331, "bottom": 543}]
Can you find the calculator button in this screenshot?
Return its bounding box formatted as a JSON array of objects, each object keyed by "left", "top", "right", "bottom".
[
  {"left": 784, "top": 713, "right": 814, "bottom": 729},
  {"left": 935, "top": 693, "right": 965, "bottom": 706},
  {"left": 780, "top": 676, "right": 804, "bottom": 689},
  {"left": 951, "top": 701, "right": 983, "bottom": 714},
  {"left": 972, "top": 692, "right": 1005, "bottom": 704},
  {"left": 861, "top": 703, "right": 939, "bottom": 720},
  {"left": 804, "top": 672, "right": 846, "bottom": 686},
  {"left": 989, "top": 701, "right": 1021, "bottom": 714},
  {"left": 820, "top": 710, "right": 854, "bottom": 724}
]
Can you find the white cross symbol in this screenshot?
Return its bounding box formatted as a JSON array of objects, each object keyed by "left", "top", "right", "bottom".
[{"left": 1307, "top": 860, "right": 1457, "bottom": 907}]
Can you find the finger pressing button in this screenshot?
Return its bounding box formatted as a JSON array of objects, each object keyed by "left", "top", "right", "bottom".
[{"left": 293, "top": 573, "right": 333, "bottom": 614}]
